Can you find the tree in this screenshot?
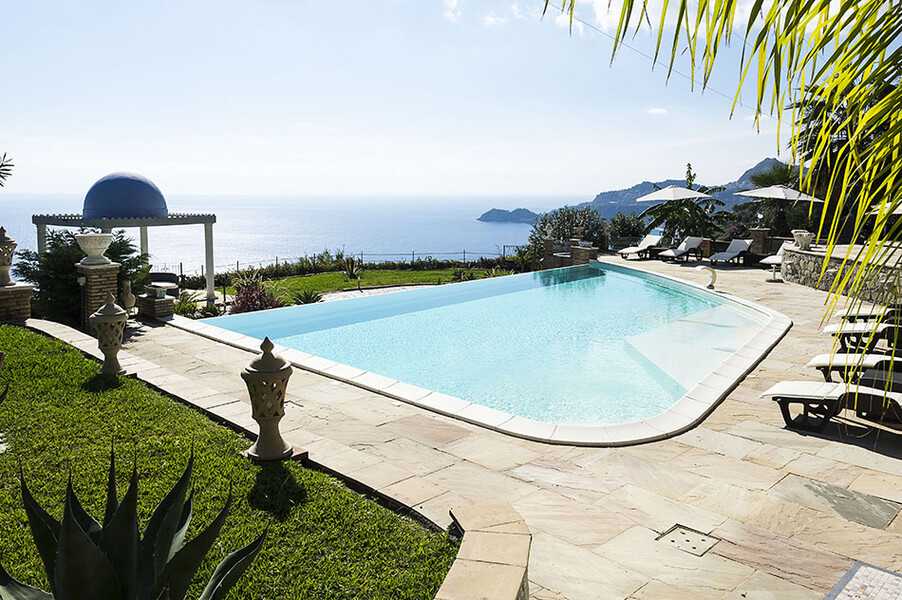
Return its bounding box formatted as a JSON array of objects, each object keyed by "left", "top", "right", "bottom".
[
  {"left": 14, "top": 229, "right": 149, "bottom": 326},
  {"left": 747, "top": 160, "right": 813, "bottom": 236},
  {"left": 638, "top": 163, "right": 725, "bottom": 242},
  {"left": 0, "top": 153, "right": 12, "bottom": 187},
  {"left": 547, "top": 1, "right": 901, "bottom": 315},
  {"left": 608, "top": 211, "right": 646, "bottom": 238},
  {"left": 527, "top": 205, "right": 604, "bottom": 258}
]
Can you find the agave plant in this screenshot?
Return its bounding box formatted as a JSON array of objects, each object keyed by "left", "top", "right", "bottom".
[{"left": 0, "top": 450, "right": 265, "bottom": 599}]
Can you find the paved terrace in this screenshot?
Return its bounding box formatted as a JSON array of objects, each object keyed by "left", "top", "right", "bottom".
[{"left": 32, "top": 256, "right": 902, "bottom": 599}]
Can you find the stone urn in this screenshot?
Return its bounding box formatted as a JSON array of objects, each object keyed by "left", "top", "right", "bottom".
[
  {"left": 574, "top": 226, "right": 585, "bottom": 239},
  {"left": 119, "top": 280, "right": 136, "bottom": 315},
  {"left": 544, "top": 225, "right": 554, "bottom": 240},
  {"left": 0, "top": 227, "right": 17, "bottom": 286},
  {"left": 75, "top": 233, "right": 113, "bottom": 265},
  {"left": 792, "top": 229, "right": 815, "bottom": 251},
  {"left": 88, "top": 292, "right": 127, "bottom": 376}
]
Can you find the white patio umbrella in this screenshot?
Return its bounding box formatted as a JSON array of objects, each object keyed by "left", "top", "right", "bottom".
[
  {"left": 735, "top": 184, "right": 823, "bottom": 203},
  {"left": 635, "top": 185, "right": 713, "bottom": 203}
]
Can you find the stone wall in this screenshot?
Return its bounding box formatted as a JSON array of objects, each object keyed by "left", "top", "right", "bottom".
[
  {"left": 783, "top": 246, "right": 902, "bottom": 304},
  {"left": 0, "top": 283, "right": 34, "bottom": 323}
]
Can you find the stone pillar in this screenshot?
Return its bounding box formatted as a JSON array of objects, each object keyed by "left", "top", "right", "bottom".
[
  {"left": 0, "top": 228, "right": 34, "bottom": 323},
  {"left": 570, "top": 245, "right": 599, "bottom": 264},
  {"left": 140, "top": 226, "right": 149, "bottom": 258},
  {"left": 136, "top": 293, "right": 174, "bottom": 319},
  {"left": 204, "top": 222, "right": 215, "bottom": 305},
  {"left": 36, "top": 223, "right": 47, "bottom": 255},
  {"left": 749, "top": 227, "right": 770, "bottom": 255},
  {"left": 77, "top": 262, "right": 120, "bottom": 333}
]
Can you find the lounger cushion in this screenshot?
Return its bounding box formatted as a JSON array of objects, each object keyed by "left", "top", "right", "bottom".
[
  {"left": 619, "top": 234, "right": 663, "bottom": 256},
  {"left": 821, "top": 322, "right": 891, "bottom": 335},
  {"left": 761, "top": 381, "right": 845, "bottom": 401},
  {"left": 805, "top": 353, "right": 891, "bottom": 370}
]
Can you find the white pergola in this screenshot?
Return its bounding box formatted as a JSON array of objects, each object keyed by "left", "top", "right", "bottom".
[{"left": 31, "top": 212, "right": 217, "bottom": 303}]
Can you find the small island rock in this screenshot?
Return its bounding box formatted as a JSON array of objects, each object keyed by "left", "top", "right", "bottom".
[{"left": 477, "top": 208, "right": 540, "bottom": 223}]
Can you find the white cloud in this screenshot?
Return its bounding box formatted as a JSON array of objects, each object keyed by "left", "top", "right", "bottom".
[
  {"left": 554, "top": 11, "right": 584, "bottom": 35},
  {"left": 443, "top": 0, "right": 461, "bottom": 23},
  {"left": 645, "top": 107, "right": 668, "bottom": 115},
  {"left": 484, "top": 11, "right": 505, "bottom": 26},
  {"left": 511, "top": 4, "right": 523, "bottom": 19}
]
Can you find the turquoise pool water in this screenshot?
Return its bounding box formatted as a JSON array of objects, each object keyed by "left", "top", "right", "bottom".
[{"left": 205, "top": 264, "right": 769, "bottom": 425}]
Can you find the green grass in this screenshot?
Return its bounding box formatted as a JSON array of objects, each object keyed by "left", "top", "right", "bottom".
[
  {"left": 222, "top": 269, "right": 488, "bottom": 297},
  {"left": 0, "top": 325, "right": 457, "bottom": 599}
]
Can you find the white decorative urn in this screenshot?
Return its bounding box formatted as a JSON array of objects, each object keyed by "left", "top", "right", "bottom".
[
  {"left": 544, "top": 225, "right": 554, "bottom": 240},
  {"left": 792, "top": 229, "right": 814, "bottom": 251},
  {"left": 0, "top": 227, "right": 17, "bottom": 286},
  {"left": 119, "top": 280, "right": 136, "bottom": 315},
  {"left": 75, "top": 233, "right": 113, "bottom": 265},
  {"left": 241, "top": 337, "right": 294, "bottom": 461},
  {"left": 89, "top": 292, "right": 127, "bottom": 375}
]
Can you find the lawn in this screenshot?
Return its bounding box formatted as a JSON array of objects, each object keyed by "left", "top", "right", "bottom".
[
  {"left": 222, "top": 269, "right": 488, "bottom": 297},
  {"left": 0, "top": 325, "right": 457, "bottom": 599}
]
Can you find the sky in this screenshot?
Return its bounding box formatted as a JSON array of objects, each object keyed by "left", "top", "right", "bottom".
[{"left": 0, "top": 0, "right": 786, "bottom": 198}]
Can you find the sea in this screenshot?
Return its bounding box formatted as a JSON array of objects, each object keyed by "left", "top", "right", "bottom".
[{"left": 1, "top": 194, "right": 580, "bottom": 275}]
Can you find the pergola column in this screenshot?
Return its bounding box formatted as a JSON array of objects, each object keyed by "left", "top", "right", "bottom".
[
  {"left": 204, "top": 222, "right": 215, "bottom": 305},
  {"left": 140, "top": 226, "right": 149, "bottom": 257},
  {"left": 36, "top": 224, "right": 47, "bottom": 255}
]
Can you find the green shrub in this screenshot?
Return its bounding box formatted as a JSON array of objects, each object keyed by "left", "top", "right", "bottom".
[{"left": 608, "top": 212, "right": 647, "bottom": 237}]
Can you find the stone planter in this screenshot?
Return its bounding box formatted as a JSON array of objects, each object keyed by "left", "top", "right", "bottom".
[{"left": 76, "top": 233, "right": 113, "bottom": 265}]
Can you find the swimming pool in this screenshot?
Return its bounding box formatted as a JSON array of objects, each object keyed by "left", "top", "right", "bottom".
[{"left": 198, "top": 263, "right": 790, "bottom": 445}]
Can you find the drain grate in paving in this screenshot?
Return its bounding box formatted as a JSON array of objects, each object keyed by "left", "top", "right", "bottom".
[{"left": 656, "top": 525, "right": 718, "bottom": 556}]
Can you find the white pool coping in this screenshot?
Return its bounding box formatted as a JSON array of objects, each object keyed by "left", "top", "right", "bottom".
[{"left": 166, "top": 263, "right": 791, "bottom": 446}]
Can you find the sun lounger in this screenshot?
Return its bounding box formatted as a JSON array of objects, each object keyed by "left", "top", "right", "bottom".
[
  {"left": 805, "top": 352, "right": 902, "bottom": 381},
  {"left": 821, "top": 321, "right": 899, "bottom": 352},
  {"left": 834, "top": 304, "right": 902, "bottom": 322},
  {"left": 762, "top": 380, "right": 902, "bottom": 432},
  {"left": 708, "top": 239, "right": 752, "bottom": 265},
  {"left": 619, "top": 234, "right": 663, "bottom": 260},
  {"left": 658, "top": 236, "right": 703, "bottom": 262},
  {"left": 760, "top": 244, "right": 787, "bottom": 281}
]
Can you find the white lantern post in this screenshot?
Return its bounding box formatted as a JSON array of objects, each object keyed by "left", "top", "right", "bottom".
[{"left": 241, "top": 337, "right": 297, "bottom": 461}]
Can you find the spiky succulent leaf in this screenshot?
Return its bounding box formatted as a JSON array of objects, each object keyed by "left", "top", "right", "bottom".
[
  {"left": 139, "top": 452, "right": 193, "bottom": 590},
  {"left": 197, "top": 529, "right": 267, "bottom": 600},
  {"left": 66, "top": 478, "right": 103, "bottom": 545},
  {"left": 19, "top": 474, "right": 60, "bottom": 594},
  {"left": 103, "top": 446, "right": 119, "bottom": 527},
  {"left": 99, "top": 464, "right": 139, "bottom": 600},
  {"left": 167, "top": 491, "right": 194, "bottom": 563},
  {"left": 0, "top": 561, "right": 53, "bottom": 599},
  {"left": 54, "top": 487, "right": 121, "bottom": 600},
  {"left": 150, "top": 491, "right": 230, "bottom": 600}
]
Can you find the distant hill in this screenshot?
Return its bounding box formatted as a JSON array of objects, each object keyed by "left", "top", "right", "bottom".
[
  {"left": 477, "top": 208, "right": 540, "bottom": 223},
  {"left": 581, "top": 157, "right": 785, "bottom": 220}
]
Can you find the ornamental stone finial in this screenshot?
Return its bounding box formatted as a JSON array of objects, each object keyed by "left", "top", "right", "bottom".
[
  {"left": 0, "top": 227, "right": 17, "bottom": 287},
  {"left": 89, "top": 292, "right": 128, "bottom": 375},
  {"left": 241, "top": 336, "right": 295, "bottom": 461}
]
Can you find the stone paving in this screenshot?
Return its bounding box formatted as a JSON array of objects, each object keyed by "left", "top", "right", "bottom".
[{"left": 34, "top": 255, "right": 902, "bottom": 599}]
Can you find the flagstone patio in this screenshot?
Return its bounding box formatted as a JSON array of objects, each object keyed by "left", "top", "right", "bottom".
[{"left": 29, "top": 255, "right": 902, "bottom": 599}]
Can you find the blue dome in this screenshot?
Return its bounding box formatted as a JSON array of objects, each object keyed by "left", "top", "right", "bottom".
[{"left": 83, "top": 172, "right": 168, "bottom": 219}]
